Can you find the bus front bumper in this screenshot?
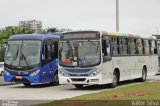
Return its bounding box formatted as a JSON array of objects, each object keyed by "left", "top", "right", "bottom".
[
  {"left": 4, "top": 74, "right": 40, "bottom": 83},
  {"left": 59, "top": 74, "right": 103, "bottom": 85}
]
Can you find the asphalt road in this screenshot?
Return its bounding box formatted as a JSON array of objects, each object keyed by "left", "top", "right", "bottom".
[
  {"left": 0, "top": 76, "right": 15, "bottom": 86},
  {"left": 0, "top": 74, "right": 159, "bottom": 105},
  {"left": 0, "top": 75, "right": 4, "bottom": 84}
]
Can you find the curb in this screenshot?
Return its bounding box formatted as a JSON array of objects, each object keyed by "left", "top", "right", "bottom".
[{"left": 0, "top": 82, "right": 16, "bottom": 86}]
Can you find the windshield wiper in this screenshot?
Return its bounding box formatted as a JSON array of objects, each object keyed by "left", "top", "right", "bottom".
[
  {"left": 21, "top": 52, "right": 31, "bottom": 69},
  {"left": 10, "top": 46, "right": 19, "bottom": 66}
]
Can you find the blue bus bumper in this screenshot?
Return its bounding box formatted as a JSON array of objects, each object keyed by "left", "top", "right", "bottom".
[{"left": 4, "top": 73, "right": 40, "bottom": 83}]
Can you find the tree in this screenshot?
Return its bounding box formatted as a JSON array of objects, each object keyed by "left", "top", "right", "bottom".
[
  {"left": 0, "top": 26, "right": 34, "bottom": 61},
  {"left": 46, "top": 27, "right": 58, "bottom": 33}
]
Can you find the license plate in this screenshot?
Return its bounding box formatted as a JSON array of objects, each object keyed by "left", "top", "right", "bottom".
[{"left": 16, "top": 76, "right": 22, "bottom": 79}]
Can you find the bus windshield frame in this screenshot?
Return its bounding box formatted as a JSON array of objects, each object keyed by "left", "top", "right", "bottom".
[
  {"left": 59, "top": 32, "right": 101, "bottom": 68},
  {"left": 4, "top": 40, "right": 42, "bottom": 70}
]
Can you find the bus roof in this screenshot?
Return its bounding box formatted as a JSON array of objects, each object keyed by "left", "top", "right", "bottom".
[
  {"left": 63, "top": 30, "right": 156, "bottom": 40},
  {"left": 107, "top": 32, "right": 156, "bottom": 39},
  {"left": 9, "top": 33, "right": 61, "bottom": 40}
]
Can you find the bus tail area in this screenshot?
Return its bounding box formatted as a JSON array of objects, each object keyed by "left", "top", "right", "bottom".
[
  {"left": 4, "top": 33, "right": 60, "bottom": 86},
  {"left": 157, "top": 40, "right": 160, "bottom": 74},
  {"left": 58, "top": 31, "right": 158, "bottom": 88}
]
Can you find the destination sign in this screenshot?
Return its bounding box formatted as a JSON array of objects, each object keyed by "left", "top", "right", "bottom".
[{"left": 61, "top": 32, "right": 100, "bottom": 40}]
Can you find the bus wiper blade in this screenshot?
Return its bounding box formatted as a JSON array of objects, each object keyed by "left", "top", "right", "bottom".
[
  {"left": 10, "top": 46, "right": 19, "bottom": 66},
  {"left": 21, "top": 52, "right": 31, "bottom": 69}
]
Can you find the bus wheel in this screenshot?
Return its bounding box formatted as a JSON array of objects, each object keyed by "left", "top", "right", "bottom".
[
  {"left": 54, "top": 72, "right": 59, "bottom": 85},
  {"left": 109, "top": 72, "right": 118, "bottom": 88},
  {"left": 134, "top": 67, "right": 147, "bottom": 82},
  {"left": 74, "top": 84, "right": 83, "bottom": 89},
  {"left": 1, "top": 71, "right": 4, "bottom": 76},
  {"left": 23, "top": 83, "right": 31, "bottom": 86},
  {"left": 50, "top": 72, "right": 59, "bottom": 86},
  {"left": 141, "top": 67, "right": 147, "bottom": 82}
]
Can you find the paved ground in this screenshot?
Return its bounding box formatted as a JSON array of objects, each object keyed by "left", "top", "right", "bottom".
[
  {"left": 0, "top": 75, "right": 4, "bottom": 84},
  {"left": 0, "top": 76, "right": 15, "bottom": 86},
  {"left": 0, "top": 74, "right": 159, "bottom": 105}
]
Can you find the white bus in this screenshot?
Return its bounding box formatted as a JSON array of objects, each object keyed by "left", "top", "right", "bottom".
[
  {"left": 58, "top": 30, "right": 158, "bottom": 88},
  {"left": 157, "top": 40, "right": 160, "bottom": 74}
]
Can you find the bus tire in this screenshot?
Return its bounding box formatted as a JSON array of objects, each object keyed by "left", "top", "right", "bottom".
[
  {"left": 109, "top": 72, "right": 118, "bottom": 88},
  {"left": 74, "top": 84, "right": 83, "bottom": 89},
  {"left": 140, "top": 67, "right": 147, "bottom": 82},
  {"left": 23, "top": 83, "right": 31, "bottom": 86},
  {"left": 50, "top": 72, "right": 59, "bottom": 86},
  {"left": 134, "top": 67, "right": 147, "bottom": 82},
  {"left": 1, "top": 71, "right": 4, "bottom": 76}
]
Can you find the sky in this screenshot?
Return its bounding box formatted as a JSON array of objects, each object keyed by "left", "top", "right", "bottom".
[{"left": 0, "top": 0, "right": 160, "bottom": 36}]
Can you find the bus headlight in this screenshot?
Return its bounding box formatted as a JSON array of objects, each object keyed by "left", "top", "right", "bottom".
[
  {"left": 4, "top": 70, "right": 10, "bottom": 75},
  {"left": 90, "top": 69, "right": 101, "bottom": 77},
  {"left": 30, "top": 69, "right": 40, "bottom": 76},
  {"left": 59, "top": 69, "right": 68, "bottom": 77}
]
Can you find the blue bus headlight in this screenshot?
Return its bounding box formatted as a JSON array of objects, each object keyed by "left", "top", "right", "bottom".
[
  {"left": 90, "top": 69, "right": 101, "bottom": 77},
  {"left": 4, "top": 70, "right": 10, "bottom": 75},
  {"left": 30, "top": 69, "right": 40, "bottom": 76}
]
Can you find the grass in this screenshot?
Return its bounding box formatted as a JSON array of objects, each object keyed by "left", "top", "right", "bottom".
[{"left": 36, "top": 82, "right": 160, "bottom": 106}]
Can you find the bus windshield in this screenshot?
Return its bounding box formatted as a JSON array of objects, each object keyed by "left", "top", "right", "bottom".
[
  {"left": 5, "top": 40, "right": 41, "bottom": 70},
  {"left": 59, "top": 40, "right": 101, "bottom": 67}
]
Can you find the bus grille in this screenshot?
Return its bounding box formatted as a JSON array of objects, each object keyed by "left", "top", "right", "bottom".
[
  {"left": 11, "top": 77, "right": 30, "bottom": 83},
  {"left": 65, "top": 68, "right": 92, "bottom": 73},
  {"left": 71, "top": 78, "right": 86, "bottom": 82},
  {"left": 69, "top": 74, "right": 88, "bottom": 77}
]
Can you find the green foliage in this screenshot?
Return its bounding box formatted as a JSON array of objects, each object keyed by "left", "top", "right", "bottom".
[
  {"left": 46, "top": 27, "right": 58, "bottom": 33},
  {"left": 0, "top": 26, "right": 34, "bottom": 45},
  {"left": 0, "top": 45, "right": 5, "bottom": 61},
  {"left": 0, "top": 26, "right": 34, "bottom": 61}
]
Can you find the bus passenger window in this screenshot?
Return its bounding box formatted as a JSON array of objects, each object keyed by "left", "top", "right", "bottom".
[
  {"left": 128, "top": 39, "right": 135, "bottom": 55},
  {"left": 136, "top": 39, "right": 143, "bottom": 55},
  {"left": 151, "top": 40, "right": 157, "bottom": 54},
  {"left": 121, "top": 38, "right": 128, "bottom": 55},
  {"left": 102, "top": 39, "right": 111, "bottom": 62},
  {"left": 143, "top": 40, "right": 150, "bottom": 55},
  {"left": 134, "top": 39, "right": 139, "bottom": 54},
  {"left": 51, "top": 41, "right": 58, "bottom": 59},
  {"left": 106, "top": 39, "right": 111, "bottom": 56},
  {"left": 154, "top": 41, "right": 157, "bottom": 54},
  {"left": 118, "top": 38, "right": 123, "bottom": 55},
  {"left": 42, "top": 39, "right": 56, "bottom": 65},
  {"left": 111, "top": 37, "right": 118, "bottom": 56},
  {"left": 102, "top": 40, "right": 107, "bottom": 56}
]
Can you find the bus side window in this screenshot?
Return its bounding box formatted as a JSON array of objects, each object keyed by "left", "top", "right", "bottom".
[
  {"left": 111, "top": 37, "right": 118, "bottom": 56},
  {"left": 154, "top": 40, "right": 157, "bottom": 54},
  {"left": 128, "top": 38, "right": 135, "bottom": 55},
  {"left": 102, "top": 39, "right": 111, "bottom": 62},
  {"left": 143, "top": 39, "right": 150, "bottom": 55},
  {"left": 121, "top": 38, "right": 128, "bottom": 55},
  {"left": 106, "top": 39, "right": 111, "bottom": 56},
  {"left": 102, "top": 40, "right": 107, "bottom": 56},
  {"left": 42, "top": 39, "right": 55, "bottom": 65},
  {"left": 51, "top": 41, "right": 58, "bottom": 59}
]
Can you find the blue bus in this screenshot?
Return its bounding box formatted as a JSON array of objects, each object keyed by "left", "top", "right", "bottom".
[{"left": 4, "top": 33, "right": 60, "bottom": 86}]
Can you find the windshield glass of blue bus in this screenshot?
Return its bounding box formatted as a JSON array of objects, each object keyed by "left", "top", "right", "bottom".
[
  {"left": 5, "top": 41, "right": 22, "bottom": 67},
  {"left": 5, "top": 40, "right": 41, "bottom": 70},
  {"left": 59, "top": 41, "right": 100, "bottom": 67}
]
